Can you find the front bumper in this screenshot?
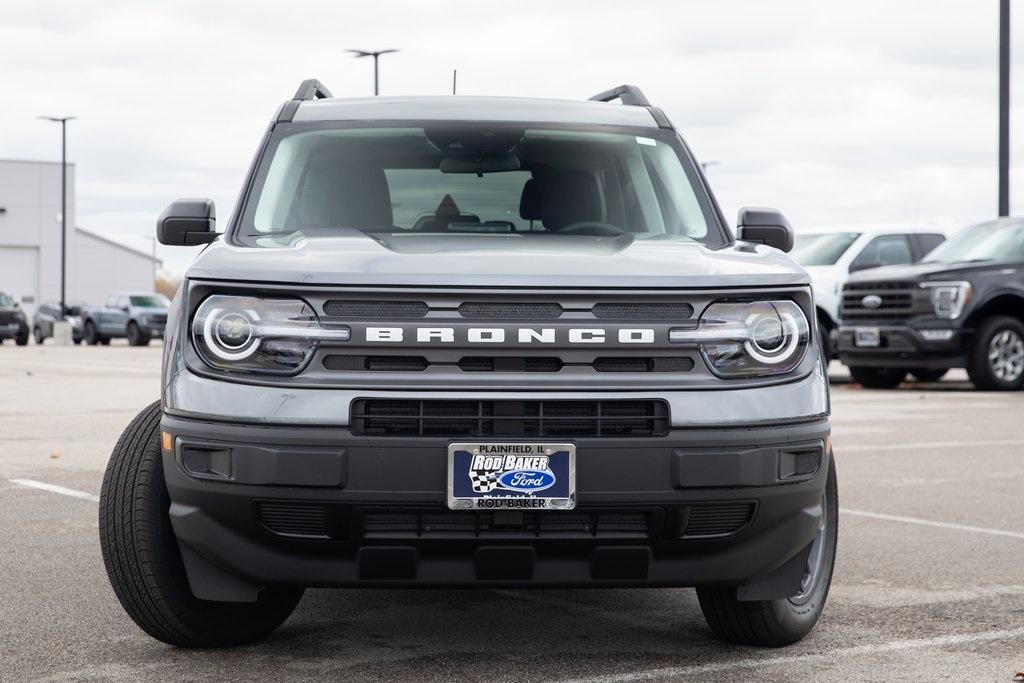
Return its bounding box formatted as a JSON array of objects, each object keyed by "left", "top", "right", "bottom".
[
  {"left": 837, "top": 323, "right": 968, "bottom": 369},
  {"left": 161, "top": 412, "right": 831, "bottom": 595},
  {"left": 0, "top": 322, "right": 27, "bottom": 339}
]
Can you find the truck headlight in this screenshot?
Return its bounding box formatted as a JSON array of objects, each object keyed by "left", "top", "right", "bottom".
[
  {"left": 670, "top": 300, "right": 809, "bottom": 378},
  {"left": 921, "top": 281, "right": 971, "bottom": 319},
  {"left": 192, "top": 295, "right": 349, "bottom": 374}
]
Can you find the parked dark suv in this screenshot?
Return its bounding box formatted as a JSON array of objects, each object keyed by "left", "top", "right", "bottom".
[
  {"left": 98, "top": 81, "right": 837, "bottom": 649},
  {"left": 838, "top": 218, "right": 1024, "bottom": 389},
  {"left": 0, "top": 291, "right": 29, "bottom": 345}
]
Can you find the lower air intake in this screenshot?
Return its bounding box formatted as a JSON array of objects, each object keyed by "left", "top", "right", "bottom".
[{"left": 683, "top": 502, "right": 756, "bottom": 538}]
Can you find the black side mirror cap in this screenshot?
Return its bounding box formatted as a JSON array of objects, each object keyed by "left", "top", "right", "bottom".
[
  {"left": 736, "top": 207, "right": 794, "bottom": 253},
  {"left": 157, "top": 199, "right": 218, "bottom": 246}
]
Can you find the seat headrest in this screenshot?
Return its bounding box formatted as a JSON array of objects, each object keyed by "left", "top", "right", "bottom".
[
  {"left": 519, "top": 170, "right": 602, "bottom": 230},
  {"left": 298, "top": 163, "right": 393, "bottom": 229}
]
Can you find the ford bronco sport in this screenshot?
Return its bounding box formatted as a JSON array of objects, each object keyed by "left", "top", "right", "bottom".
[{"left": 98, "top": 81, "right": 837, "bottom": 648}]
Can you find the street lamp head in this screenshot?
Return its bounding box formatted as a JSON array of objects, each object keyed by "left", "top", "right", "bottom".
[
  {"left": 346, "top": 49, "right": 399, "bottom": 58},
  {"left": 39, "top": 116, "right": 77, "bottom": 123}
]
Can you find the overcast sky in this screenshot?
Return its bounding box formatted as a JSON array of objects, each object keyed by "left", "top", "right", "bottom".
[{"left": 1, "top": 0, "right": 1020, "bottom": 275}]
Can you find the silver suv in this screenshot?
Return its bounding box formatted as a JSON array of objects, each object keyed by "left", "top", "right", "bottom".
[{"left": 98, "top": 80, "right": 837, "bottom": 648}]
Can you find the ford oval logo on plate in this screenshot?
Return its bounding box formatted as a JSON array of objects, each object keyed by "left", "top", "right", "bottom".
[{"left": 496, "top": 469, "right": 556, "bottom": 493}]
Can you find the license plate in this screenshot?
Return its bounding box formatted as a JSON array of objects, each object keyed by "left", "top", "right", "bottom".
[
  {"left": 855, "top": 327, "right": 881, "bottom": 347},
  {"left": 447, "top": 442, "right": 576, "bottom": 510}
]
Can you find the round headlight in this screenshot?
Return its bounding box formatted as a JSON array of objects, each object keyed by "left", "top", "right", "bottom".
[
  {"left": 744, "top": 308, "right": 801, "bottom": 364},
  {"left": 201, "top": 306, "right": 261, "bottom": 361}
]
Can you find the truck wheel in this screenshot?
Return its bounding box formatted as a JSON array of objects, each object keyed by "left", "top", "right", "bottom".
[
  {"left": 99, "top": 401, "right": 303, "bottom": 647},
  {"left": 15, "top": 328, "right": 29, "bottom": 346},
  {"left": 85, "top": 321, "right": 100, "bottom": 345},
  {"left": 909, "top": 368, "right": 947, "bottom": 383},
  {"left": 127, "top": 322, "right": 151, "bottom": 347},
  {"left": 33, "top": 326, "right": 45, "bottom": 345},
  {"left": 967, "top": 316, "right": 1024, "bottom": 390},
  {"left": 848, "top": 366, "right": 906, "bottom": 389},
  {"left": 697, "top": 453, "right": 838, "bottom": 647}
]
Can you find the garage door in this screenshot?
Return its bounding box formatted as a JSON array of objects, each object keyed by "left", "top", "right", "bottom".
[{"left": 0, "top": 246, "right": 40, "bottom": 320}]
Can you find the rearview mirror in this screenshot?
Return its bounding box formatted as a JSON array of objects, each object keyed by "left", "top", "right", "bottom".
[
  {"left": 736, "top": 207, "right": 794, "bottom": 253},
  {"left": 157, "top": 199, "right": 218, "bottom": 246}
]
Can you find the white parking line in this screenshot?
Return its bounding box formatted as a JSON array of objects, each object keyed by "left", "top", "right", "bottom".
[
  {"left": 8, "top": 479, "right": 99, "bottom": 503},
  {"left": 555, "top": 627, "right": 1024, "bottom": 682},
  {"left": 837, "top": 438, "right": 1024, "bottom": 452},
  {"left": 841, "top": 508, "right": 1024, "bottom": 540}
]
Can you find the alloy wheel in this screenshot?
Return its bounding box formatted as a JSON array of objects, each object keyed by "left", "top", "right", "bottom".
[{"left": 988, "top": 328, "right": 1024, "bottom": 382}]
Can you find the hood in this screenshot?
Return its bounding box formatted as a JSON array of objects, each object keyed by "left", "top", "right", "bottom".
[
  {"left": 847, "top": 260, "right": 1013, "bottom": 283},
  {"left": 187, "top": 232, "right": 809, "bottom": 289}
]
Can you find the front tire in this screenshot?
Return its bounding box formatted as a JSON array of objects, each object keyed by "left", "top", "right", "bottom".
[
  {"left": 99, "top": 401, "right": 303, "bottom": 647},
  {"left": 127, "top": 322, "right": 151, "bottom": 347},
  {"left": 15, "top": 328, "right": 29, "bottom": 346},
  {"left": 967, "top": 316, "right": 1024, "bottom": 390},
  {"left": 85, "top": 321, "right": 100, "bottom": 345},
  {"left": 697, "top": 453, "right": 838, "bottom": 647},
  {"left": 849, "top": 366, "right": 906, "bottom": 389}
]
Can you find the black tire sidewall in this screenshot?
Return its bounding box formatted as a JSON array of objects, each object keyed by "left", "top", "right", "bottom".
[
  {"left": 969, "top": 316, "right": 1024, "bottom": 390},
  {"left": 85, "top": 321, "right": 98, "bottom": 345},
  {"left": 849, "top": 366, "right": 906, "bottom": 389}
]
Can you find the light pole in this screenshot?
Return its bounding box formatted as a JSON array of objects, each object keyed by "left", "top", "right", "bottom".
[
  {"left": 39, "top": 115, "right": 75, "bottom": 315},
  {"left": 999, "top": 0, "right": 1010, "bottom": 216},
  {"left": 346, "top": 49, "right": 399, "bottom": 95}
]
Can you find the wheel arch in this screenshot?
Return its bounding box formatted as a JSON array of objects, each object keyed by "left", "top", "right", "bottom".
[{"left": 964, "top": 292, "right": 1024, "bottom": 330}]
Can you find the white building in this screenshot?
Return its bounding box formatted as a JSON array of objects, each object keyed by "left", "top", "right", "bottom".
[{"left": 0, "top": 159, "right": 159, "bottom": 319}]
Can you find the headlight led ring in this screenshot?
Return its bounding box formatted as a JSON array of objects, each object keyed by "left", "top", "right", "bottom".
[
  {"left": 744, "top": 311, "right": 800, "bottom": 364},
  {"left": 202, "top": 307, "right": 261, "bottom": 361}
]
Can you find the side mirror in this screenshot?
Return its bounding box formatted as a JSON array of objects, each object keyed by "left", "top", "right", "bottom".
[
  {"left": 157, "top": 199, "right": 218, "bottom": 246},
  {"left": 848, "top": 260, "right": 880, "bottom": 273},
  {"left": 736, "top": 207, "right": 794, "bottom": 253}
]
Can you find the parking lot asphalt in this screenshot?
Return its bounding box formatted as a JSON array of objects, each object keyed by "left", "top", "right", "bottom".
[{"left": 2, "top": 344, "right": 1023, "bottom": 681}]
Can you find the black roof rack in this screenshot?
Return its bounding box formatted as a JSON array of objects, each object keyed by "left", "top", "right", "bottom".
[
  {"left": 588, "top": 85, "right": 651, "bottom": 107},
  {"left": 293, "top": 79, "right": 333, "bottom": 101},
  {"left": 278, "top": 78, "right": 333, "bottom": 123}
]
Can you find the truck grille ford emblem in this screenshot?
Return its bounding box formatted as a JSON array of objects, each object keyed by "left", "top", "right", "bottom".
[{"left": 861, "top": 295, "right": 883, "bottom": 309}]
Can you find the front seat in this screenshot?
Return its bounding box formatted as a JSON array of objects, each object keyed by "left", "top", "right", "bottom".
[
  {"left": 297, "top": 163, "right": 393, "bottom": 230},
  {"left": 519, "top": 170, "right": 603, "bottom": 231}
]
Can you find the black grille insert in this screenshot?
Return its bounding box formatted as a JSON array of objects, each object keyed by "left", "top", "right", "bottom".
[
  {"left": 255, "top": 501, "right": 328, "bottom": 538},
  {"left": 351, "top": 399, "right": 670, "bottom": 438},
  {"left": 323, "top": 300, "right": 429, "bottom": 319},
  {"left": 458, "top": 302, "right": 564, "bottom": 319},
  {"left": 592, "top": 303, "right": 694, "bottom": 319},
  {"left": 323, "top": 355, "right": 429, "bottom": 372},
  {"left": 593, "top": 357, "right": 696, "bottom": 373},
  {"left": 458, "top": 356, "right": 564, "bottom": 373},
  {"left": 683, "top": 502, "right": 756, "bottom": 538},
  {"left": 362, "top": 509, "right": 651, "bottom": 539}
]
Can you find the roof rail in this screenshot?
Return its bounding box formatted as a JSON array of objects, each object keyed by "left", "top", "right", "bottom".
[
  {"left": 588, "top": 84, "right": 651, "bottom": 107},
  {"left": 278, "top": 79, "right": 333, "bottom": 123},
  {"left": 293, "top": 78, "right": 333, "bottom": 101}
]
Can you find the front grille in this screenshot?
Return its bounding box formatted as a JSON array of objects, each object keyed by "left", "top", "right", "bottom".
[
  {"left": 458, "top": 302, "right": 564, "bottom": 319},
  {"left": 593, "top": 356, "right": 695, "bottom": 373},
  {"left": 0, "top": 311, "right": 15, "bottom": 325},
  {"left": 362, "top": 509, "right": 651, "bottom": 539},
  {"left": 255, "top": 501, "right": 328, "bottom": 538},
  {"left": 683, "top": 502, "right": 755, "bottom": 538},
  {"left": 457, "top": 356, "right": 564, "bottom": 372},
  {"left": 350, "top": 399, "right": 670, "bottom": 438},
  {"left": 842, "top": 281, "right": 926, "bottom": 320},
  {"left": 323, "top": 355, "right": 429, "bottom": 371},
  {"left": 323, "top": 300, "right": 429, "bottom": 318},
  {"left": 147, "top": 314, "right": 168, "bottom": 324},
  {"left": 592, "top": 303, "right": 694, "bottom": 319}
]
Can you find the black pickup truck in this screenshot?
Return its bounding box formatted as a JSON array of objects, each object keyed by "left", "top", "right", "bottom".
[{"left": 838, "top": 218, "right": 1024, "bottom": 390}]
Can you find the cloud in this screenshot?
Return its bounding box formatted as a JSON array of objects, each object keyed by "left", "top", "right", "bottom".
[{"left": 0, "top": 0, "right": 1019, "bottom": 275}]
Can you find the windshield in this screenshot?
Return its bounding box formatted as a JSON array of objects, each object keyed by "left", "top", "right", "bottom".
[
  {"left": 924, "top": 221, "right": 1024, "bottom": 264},
  {"left": 0, "top": 293, "right": 12, "bottom": 307},
  {"left": 130, "top": 295, "right": 169, "bottom": 308},
  {"left": 790, "top": 232, "right": 861, "bottom": 266},
  {"left": 238, "top": 124, "right": 719, "bottom": 246}
]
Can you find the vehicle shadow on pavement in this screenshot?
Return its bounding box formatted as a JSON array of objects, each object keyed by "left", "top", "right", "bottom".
[{"left": 215, "top": 587, "right": 733, "bottom": 679}]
